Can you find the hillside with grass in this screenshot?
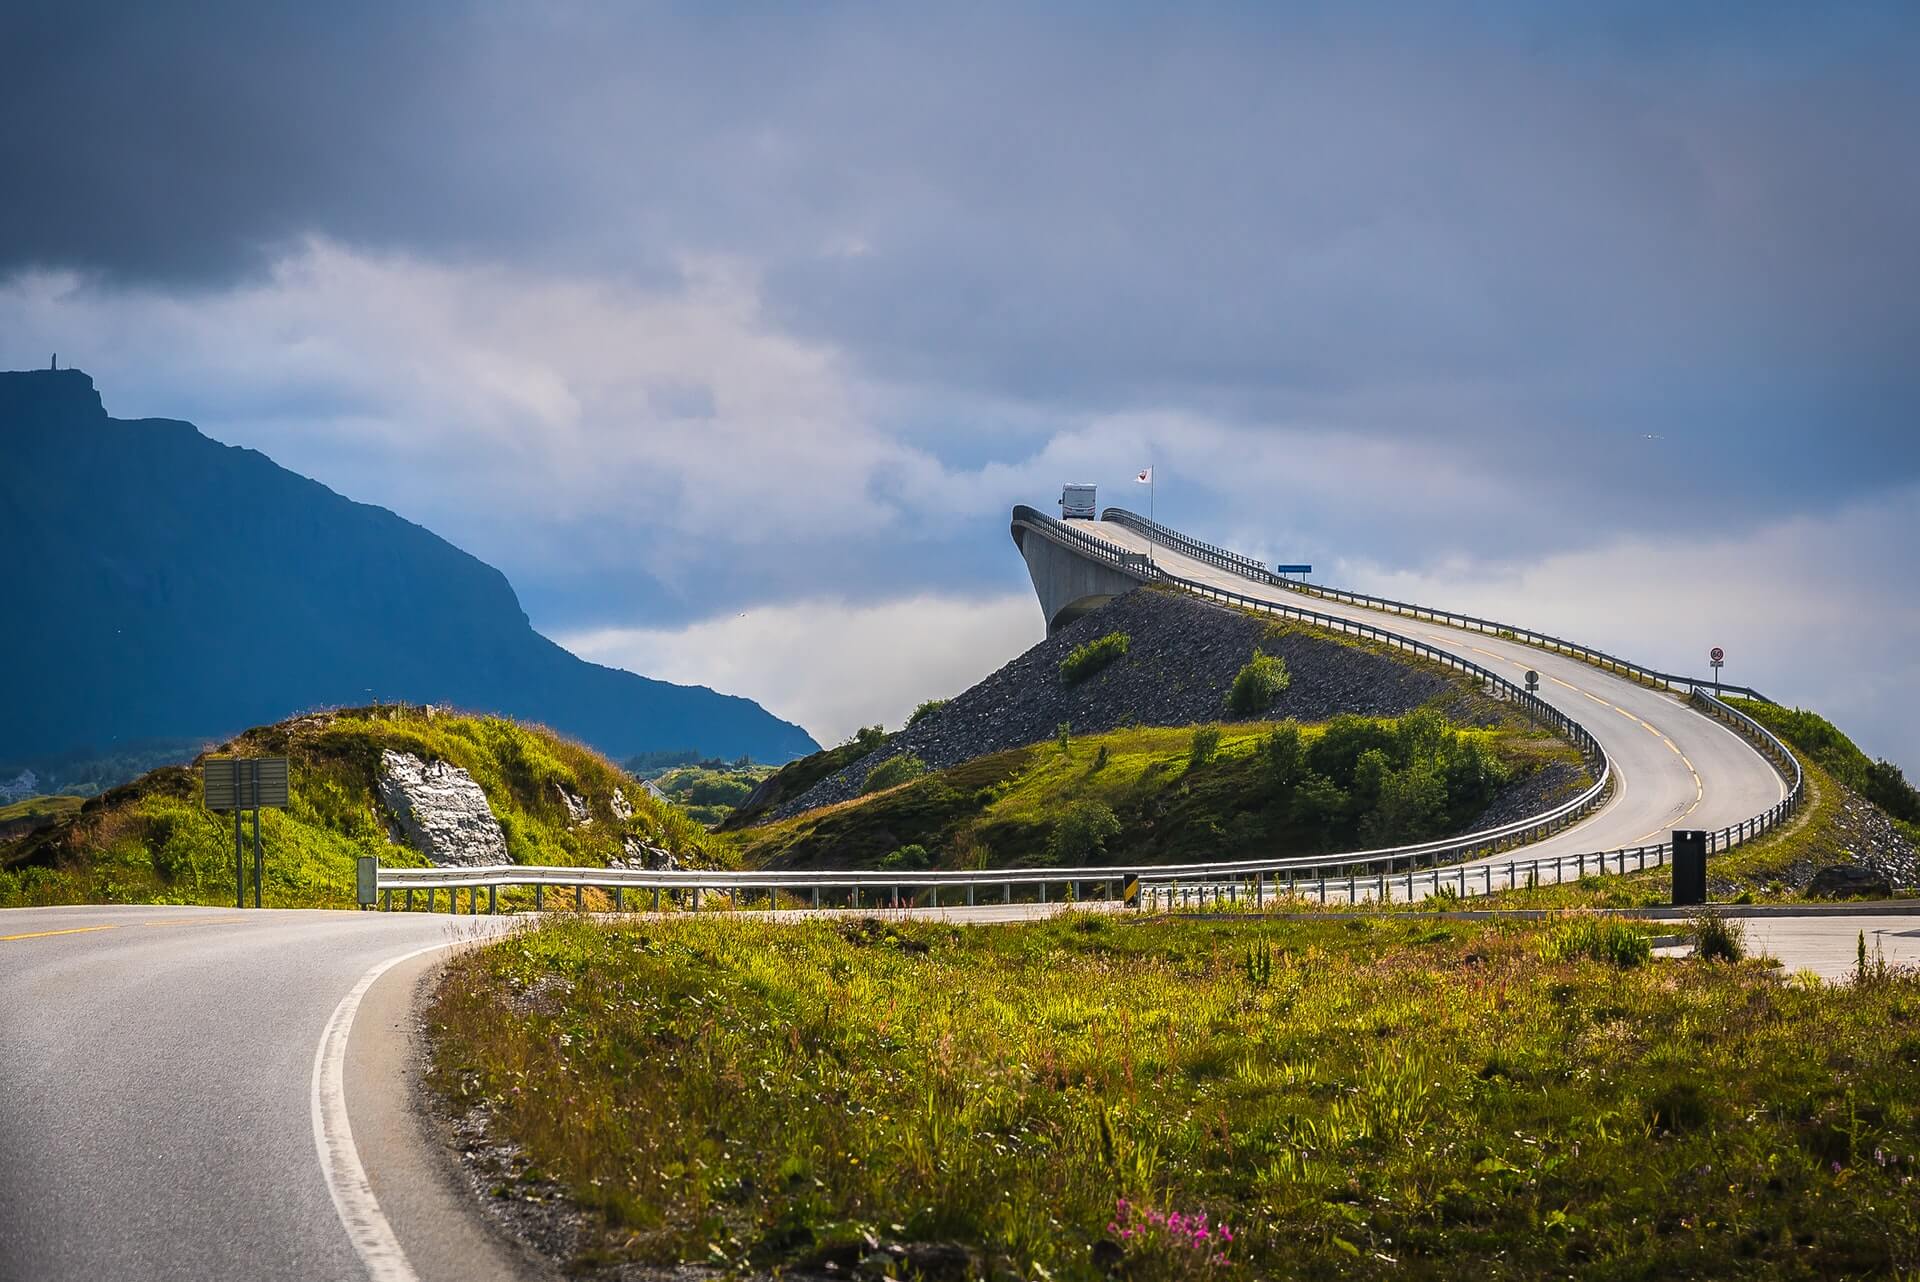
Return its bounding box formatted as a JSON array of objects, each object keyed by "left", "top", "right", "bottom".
[
  {"left": 0, "top": 706, "right": 725, "bottom": 909},
  {"left": 757, "top": 588, "right": 1493, "bottom": 823},
  {"left": 735, "top": 711, "right": 1586, "bottom": 872}
]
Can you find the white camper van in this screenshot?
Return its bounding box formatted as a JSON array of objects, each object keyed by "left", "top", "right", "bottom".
[{"left": 1060, "top": 484, "right": 1097, "bottom": 520}]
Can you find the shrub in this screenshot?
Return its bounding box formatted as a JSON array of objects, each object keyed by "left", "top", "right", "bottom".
[
  {"left": 1059, "top": 632, "right": 1130, "bottom": 684},
  {"left": 1188, "top": 726, "right": 1222, "bottom": 768},
  {"left": 1048, "top": 800, "right": 1121, "bottom": 864},
  {"left": 907, "top": 699, "right": 948, "bottom": 728},
  {"left": 1691, "top": 912, "right": 1746, "bottom": 963},
  {"left": 1541, "top": 916, "right": 1651, "bottom": 968},
  {"left": 861, "top": 754, "right": 927, "bottom": 794},
  {"left": 879, "top": 843, "right": 931, "bottom": 871},
  {"left": 1267, "top": 721, "right": 1305, "bottom": 787},
  {"left": 1225, "top": 652, "right": 1291, "bottom": 715}
]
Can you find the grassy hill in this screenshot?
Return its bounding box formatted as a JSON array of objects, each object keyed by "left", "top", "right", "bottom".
[
  {"left": 0, "top": 705, "right": 725, "bottom": 909},
  {"left": 735, "top": 711, "right": 1585, "bottom": 872}
]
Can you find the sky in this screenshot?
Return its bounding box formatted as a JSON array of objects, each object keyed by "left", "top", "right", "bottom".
[{"left": 3, "top": 2, "right": 1916, "bottom": 766}]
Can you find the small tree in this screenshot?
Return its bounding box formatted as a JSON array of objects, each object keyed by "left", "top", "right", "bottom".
[
  {"left": 1226, "top": 652, "right": 1291, "bottom": 715},
  {"left": 879, "top": 843, "right": 931, "bottom": 871},
  {"left": 1189, "top": 725, "right": 1222, "bottom": 768},
  {"left": 907, "top": 699, "right": 948, "bottom": 728},
  {"left": 1267, "top": 721, "right": 1305, "bottom": 789},
  {"left": 1048, "top": 800, "right": 1121, "bottom": 863}
]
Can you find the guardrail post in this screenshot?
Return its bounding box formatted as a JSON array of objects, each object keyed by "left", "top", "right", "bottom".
[
  {"left": 488, "top": 884, "right": 497, "bottom": 914},
  {"left": 810, "top": 887, "right": 819, "bottom": 909},
  {"left": 534, "top": 884, "right": 543, "bottom": 911},
  {"left": 1004, "top": 882, "right": 1013, "bottom": 905},
  {"left": 931, "top": 886, "right": 940, "bottom": 908},
  {"left": 1255, "top": 873, "right": 1264, "bottom": 907},
  {"left": 383, "top": 888, "right": 392, "bottom": 911},
  {"left": 614, "top": 886, "right": 624, "bottom": 912},
  {"left": 1039, "top": 882, "right": 1048, "bottom": 905}
]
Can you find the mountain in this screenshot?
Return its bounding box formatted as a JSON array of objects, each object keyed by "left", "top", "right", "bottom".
[{"left": 0, "top": 368, "right": 819, "bottom": 773}]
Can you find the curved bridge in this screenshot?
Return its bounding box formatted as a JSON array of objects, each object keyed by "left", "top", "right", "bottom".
[{"left": 1011, "top": 504, "right": 1791, "bottom": 879}]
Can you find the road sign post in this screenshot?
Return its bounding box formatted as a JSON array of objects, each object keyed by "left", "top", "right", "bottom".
[
  {"left": 203, "top": 757, "right": 290, "bottom": 908},
  {"left": 1709, "top": 646, "right": 1725, "bottom": 690},
  {"left": 1525, "top": 669, "right": 1540, "bottom": 693}
]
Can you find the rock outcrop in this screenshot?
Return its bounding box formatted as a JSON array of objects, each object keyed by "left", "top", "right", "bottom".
[
  {"left": 377, "top": 750, "right": 508, "bottom": 866},
  {"left": 555, "top": 784, "right": 590, "bottom": 827}
]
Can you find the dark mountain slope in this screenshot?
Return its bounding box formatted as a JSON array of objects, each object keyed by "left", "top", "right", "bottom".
[{"left": 0, "top": 368, "right": 817, "bottom": 767}]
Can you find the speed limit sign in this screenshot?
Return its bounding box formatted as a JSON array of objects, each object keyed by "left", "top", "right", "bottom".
[{"left": 1710, "top": 646, "right": 1725, "bottom": 664}]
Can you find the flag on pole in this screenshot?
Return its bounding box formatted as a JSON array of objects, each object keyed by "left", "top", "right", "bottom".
[{"left": 1135, "top": 467, "right": 1152, "bottom": 483}]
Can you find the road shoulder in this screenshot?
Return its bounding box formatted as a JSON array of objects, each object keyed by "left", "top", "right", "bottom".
[{"left": 345, "top": 946, "right": 556, "bottom": 1282}]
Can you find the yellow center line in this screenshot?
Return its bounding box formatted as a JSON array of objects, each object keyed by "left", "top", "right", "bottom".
[{"left": 0, "top": 924, "right": 119, "bottom": 943}]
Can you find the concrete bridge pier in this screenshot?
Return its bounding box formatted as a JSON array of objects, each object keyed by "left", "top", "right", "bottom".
[{"left": 1011, "top": 516, "right": 1151, "bottom": 634}]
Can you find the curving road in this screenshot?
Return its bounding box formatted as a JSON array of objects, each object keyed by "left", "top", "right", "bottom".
[
  {"left": 1073, "top": 517, "right": 1788, "bottom": 870},
  {"left": 0, "top": 905, "right": 521, "bottom": 1282}
]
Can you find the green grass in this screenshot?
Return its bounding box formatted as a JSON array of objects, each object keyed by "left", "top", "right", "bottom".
[
  {"left": 1059, "top": 631, "right": 1130, "bottom": 684},
  {"left": 0, "top": 794, "right": 85, "bottom": 828},
  {"left": 0, "top": 706, "right": 725, "bottom": 909},
  {"left": 735, "top": 713, "right": 1574, "bottom": 873},
  {"left": 430, "top": 913, "right": 1920, "bottom": 1279}
]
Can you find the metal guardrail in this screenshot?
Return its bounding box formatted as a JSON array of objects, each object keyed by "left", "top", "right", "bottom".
[
  {"left": 1011, "top": 504, "right": 1157, "bottom": 578},
  {"left": 367, "top": 512, "right": 1805, "bottom": 916},
  {"left": 1098, "top": 507, "right": 1772, "bottom": 702}
]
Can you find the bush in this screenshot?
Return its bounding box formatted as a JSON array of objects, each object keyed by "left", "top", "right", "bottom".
[
  {"left": 1691, "top": 912, "right": 1746, "bottom": 963},
  {"left": 1188, "top": 726, "right": 1222, "bottom": 768},
  {"left": 879, "top": 843, "right": 931, "bottom": 871},
  {"left": 1225, "top": 652, "right": 1291, "bottom": 715},
  {"left": 1541, "top": 916, "right": 1651, "bottom": 968},
  {"left": 907, "top": 699, "right": 948, "bottom": 728},
  {"left": 1048, "top": 801, "right": 1121, "bottom": 864},
  {"left": 861, "top": 754, "right": 927, "bottom": 794},
  {"left": 1267, "top": 721, "right": 1305, "bottom": 787},
  {"left": 1059, "top": 632, "right": 1130, "bottom": 684}
]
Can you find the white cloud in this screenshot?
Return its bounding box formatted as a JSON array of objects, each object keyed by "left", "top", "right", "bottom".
[{"left": 559, "top": 591, "right": 1042, "bottom": 747}]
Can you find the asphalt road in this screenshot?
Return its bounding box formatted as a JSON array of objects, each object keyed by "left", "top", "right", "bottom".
[
  {"left": 0, "top": 905, "right": 512, "bottom": 1282},
  {"left": 1079, "top": 519, "right": 1789, "bottom": 869}
]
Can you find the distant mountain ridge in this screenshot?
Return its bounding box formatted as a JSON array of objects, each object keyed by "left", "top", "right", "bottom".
[{"left": 0, "top": 368, "right": 818, "bottom": 772}]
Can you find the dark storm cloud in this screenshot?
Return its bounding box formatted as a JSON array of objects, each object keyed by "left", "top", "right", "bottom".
[{"left": 6, "top": 2, "right": 1918, "bottom": 595}]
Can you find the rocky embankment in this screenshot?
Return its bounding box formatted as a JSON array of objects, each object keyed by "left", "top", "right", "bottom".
[
  {"left": 1712, "top": 780, "right": 1918, "bottom": 900},
  {"left": 767, "top": 588, "right": 1469, "bottom": 822}
]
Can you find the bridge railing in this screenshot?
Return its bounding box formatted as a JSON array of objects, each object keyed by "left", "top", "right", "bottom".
[
  {"left": 1011, "top": 505, "right": 1156, "bottom": 579},
  {"left": 1098, "top": 506, "right": 1771, "bottom": 702}
]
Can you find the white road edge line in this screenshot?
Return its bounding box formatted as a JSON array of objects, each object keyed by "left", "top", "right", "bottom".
[{"left": 311, "top": 941, "right": 453, "bottom": 1282}]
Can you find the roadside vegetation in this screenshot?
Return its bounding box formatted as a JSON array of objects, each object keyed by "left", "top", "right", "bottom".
[
  {"left": 430, "top": 912, "right": 1920, "bottom": 1280},
  {"left": 0, "top": 706, "right": 723, "bottom": 909},
  {"left": 648, "top": 761, "right": 776, "bottom": 826},
  {"left": 1730, "top": 698, "right": 1920, "bottom": 841},
  {"left": 733, "top": 711, "right": 1580, "bottom": 872}
]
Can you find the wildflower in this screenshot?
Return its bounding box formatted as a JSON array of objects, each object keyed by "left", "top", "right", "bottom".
[{"left": 1832, "top": 1161, "right": 1843, "bottom": 1174}]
